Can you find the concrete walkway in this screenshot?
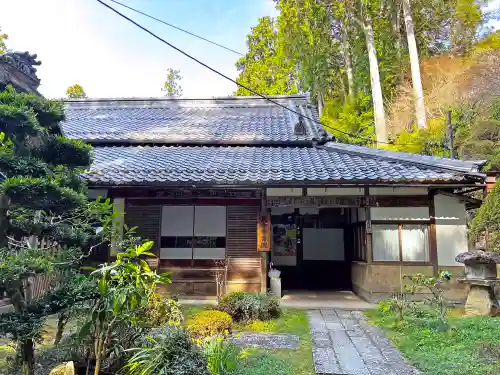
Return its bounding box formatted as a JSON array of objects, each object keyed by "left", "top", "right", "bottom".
[
  {"left": 308, "top": 310, "right": 420, "bottom": 375},
  {"left": 179, "top": 291, "right": 375, "bottom": 311},
  {"left": 281, "top": 291, "right": 374, "bottom": 310}
]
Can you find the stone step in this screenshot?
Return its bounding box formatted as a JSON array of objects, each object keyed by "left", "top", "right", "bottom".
[{"left": 308, "top": 310, "right": 420, "bottom": 375}]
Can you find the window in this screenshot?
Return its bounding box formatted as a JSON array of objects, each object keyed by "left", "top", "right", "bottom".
[
  {"left": 372, "top": 223, "right": 429, "bottom": 262},
  {"left": 160, "top": 206, "right": 226, "bottom": 260}
]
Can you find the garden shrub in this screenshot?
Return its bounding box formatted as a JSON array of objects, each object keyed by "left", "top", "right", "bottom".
[
  {"left": 218, "top": 292, "right": 281, "bottom": 322},
  {"left": 200, "top": 335, "right": 241, "bottom": 375},
  {"left": 187, "top": 310, "right": 233, "bottom": 337},
  {"left": 142, "top": 294, "right": 183, "bottom": 328},
  {"left": 124, "top": 326, "right": 210, "bottom": 375}
]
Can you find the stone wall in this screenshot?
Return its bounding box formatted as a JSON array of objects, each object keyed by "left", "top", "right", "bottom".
[{"left": 352, "top": 262, "right": 466, "bottom": 303}]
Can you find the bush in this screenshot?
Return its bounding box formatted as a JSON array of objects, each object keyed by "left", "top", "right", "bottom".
[
  {"left": 218, "top": 292, "right": 281, "bottom": 322},
  {"left": 125, "top": 326, "right": 210, "bottom": 375},
  {"left": 200, "top": 335, "right": 241, "bottom": 375},
  {"left": 187, "top": 310, "right": 233, "bottom": 338},
  {"left": 142, "top": 294, "right": 183, "bottom": 328}
]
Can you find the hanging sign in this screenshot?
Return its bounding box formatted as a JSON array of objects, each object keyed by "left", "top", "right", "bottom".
[{"left": 257, "top": 212, "right": 271, "bottom": 252}]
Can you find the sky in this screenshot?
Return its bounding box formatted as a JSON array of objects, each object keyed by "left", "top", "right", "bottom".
[{"left": 0, "top": 0, "right": 278, "bottom": 99}]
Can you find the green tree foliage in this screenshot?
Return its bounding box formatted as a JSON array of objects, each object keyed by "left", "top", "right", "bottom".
[
  {"left": 237, "top": 0, "right": 492, "bottom": 147},
  {"left": 162, "top": 68, "right": 183, "bottom": 97},
  {"left": 470, "top": 181, "right": 500, "bottom": 252},
  {"left": 276, "top": 1, "right": 334, "bottom": 107},
  {"left": 65, "top": 84, "right": 87, "bottom": 99},
  {"left": 0, "top": 86, "right": 113, "bottom": 375},
  {"left": 0, "top": 27, "right": 7, "bottom": 54},
  {"left": 455, "top": 98, "right": 500, "bottom": 170},
  {"left": 234, "top": 16, "right": 298, "bottom": 96}
]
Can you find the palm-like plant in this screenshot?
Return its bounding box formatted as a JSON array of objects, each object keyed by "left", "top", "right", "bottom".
[{"left": 125, "top": 327, "right": 210, "bottom": 375}]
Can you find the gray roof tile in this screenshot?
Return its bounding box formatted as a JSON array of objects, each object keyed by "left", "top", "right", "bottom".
[
  {"left": 85, "top": 145, "right": 467, "bottom": 185},
  {"left": 63, "top": 96, "right": 485, "bottom": 186},
  {"left": 62, "top": 96, "right": 323, "bottom": 143}
]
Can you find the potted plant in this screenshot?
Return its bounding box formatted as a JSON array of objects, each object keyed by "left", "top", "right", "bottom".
[{"left": 268, "top": 263, "right": 282, "bottom": 298}]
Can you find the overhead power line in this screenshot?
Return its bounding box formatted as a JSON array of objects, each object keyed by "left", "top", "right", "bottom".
[
  {"left": 107, "top": 0, "right": 244, "bottom": 56},
  {"left": 96, "top": 0, "right": 443, "bottom": 148}
]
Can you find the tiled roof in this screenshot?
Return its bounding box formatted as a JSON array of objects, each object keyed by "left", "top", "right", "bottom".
[
  {"left": 62, "top": 96, "right": 324, "bottom": 144},
  {"left": 85, "top": 145, "right": 474, "bottom": 186},
  {"left": 64, "top": 95, "right": 485, "bottom": 186},
  {"left": 322, "top": 142, "right": 485, "bottom": 174}
]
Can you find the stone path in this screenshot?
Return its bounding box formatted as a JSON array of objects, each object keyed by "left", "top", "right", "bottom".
[
  {"left": 308, "top": 310, "right": 420, "bottom": 375},
  {"left": 232, "top": 332, "right": 299, "bottom": 349}
]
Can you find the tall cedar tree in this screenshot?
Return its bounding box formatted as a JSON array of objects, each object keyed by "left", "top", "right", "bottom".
[
  {"left": 0, "top": 87, "right": 112, "bottom": 375},
  {"left": 235, "top": 16, "right": 298, "bottom": 96}
]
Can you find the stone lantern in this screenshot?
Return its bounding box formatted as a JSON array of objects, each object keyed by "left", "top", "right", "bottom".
[{"left": 456, "top": 249, "right": 500, "bottom": 316}]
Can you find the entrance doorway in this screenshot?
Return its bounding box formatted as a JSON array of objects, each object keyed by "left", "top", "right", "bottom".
[{"left": 270, "top": 207, "right": 352, "bottom": 291}]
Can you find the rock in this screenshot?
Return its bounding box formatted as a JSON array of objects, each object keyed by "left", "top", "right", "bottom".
[
  {"left": 455, "top": 251, "right": 500, "bottom": 265},
  {"left": 49, "top": 361, "right": 75, "bottom": 375},
  {"left": 231, "top": 332, "right": 299, "bottom": 349},
  {"left": 465, "top": 285, "right": 495, "bottom": 316}
]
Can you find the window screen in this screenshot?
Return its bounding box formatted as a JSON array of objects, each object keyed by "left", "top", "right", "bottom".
[{"left": 160, "top": 205, "right": 226, "bottom": 260}]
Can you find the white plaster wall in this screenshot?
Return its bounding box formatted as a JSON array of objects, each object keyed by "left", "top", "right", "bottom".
[
  {"left": 87, "top": 189, "right": 108, "bottom": 199},
  {"left": 299, "top": 207, "right": 319, "bottom": 215},
  {"left": 358, "top": 208, "right": 366, "bottom": 221},
  {"left": 303, "top": 228, "right": 344, "bottom": 260},
  {"left": 307, "top": 187, "right": 364, "bottom": 196},
  {"left": 370, "top": 207, "right": 430, "bottom": 221},
  {"left": 435, "top": 194, "right": 468, "bottom": 266},
  {"left": 369, "top": 187, "right": 428, "bottom": 195},
  {"left": 267, "top": 187, "right": 302, "bottom": 196},
  {"left": 271, "top": 207, "right": 295, "bottom": 215}
]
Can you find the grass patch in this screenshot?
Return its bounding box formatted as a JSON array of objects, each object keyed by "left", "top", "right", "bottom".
[
  {"left": 365, "top": 308, "right": 500, "bottom": 375},
  {"left": 183, "top": 305, "right": 314, "bottom": 375}
]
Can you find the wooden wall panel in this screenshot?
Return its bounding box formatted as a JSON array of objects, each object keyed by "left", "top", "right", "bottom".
[
  {"left": 125, "top": 200, "right": 161, "bottom": 254},
  {"left": 226, "top": 206, "right": 260, "bottom": 258}
]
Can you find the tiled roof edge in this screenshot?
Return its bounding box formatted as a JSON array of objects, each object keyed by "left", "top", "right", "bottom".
[
  {"left": 320, "top": 142, "right": 487, "bottom": 176},
  {"left": 62, "top": 94, "right": 310, "bottom": 109}
]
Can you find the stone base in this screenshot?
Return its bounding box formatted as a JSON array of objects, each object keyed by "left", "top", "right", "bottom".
[{"left": 465, "top": 285, "right": 497, "bottom": 316}]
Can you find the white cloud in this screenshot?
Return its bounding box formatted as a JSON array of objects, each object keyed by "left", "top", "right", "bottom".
[{"left": 0, "top": 0, "right": 273, "bottom": 99}]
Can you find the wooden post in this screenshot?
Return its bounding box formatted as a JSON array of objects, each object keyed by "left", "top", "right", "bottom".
[
  {"left": 428, "top": 190, "right": 438, "bottom": 277},
  {"left": 260, "top": 253, "right": 268, "bottom": 293}
]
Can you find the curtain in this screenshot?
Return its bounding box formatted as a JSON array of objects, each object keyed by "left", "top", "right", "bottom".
[
  {"left": 372, "top": 224, "right": 400, "bottom": 261},
  {"left": 402, "top": 224, "right": 429, "bottom": 262}
]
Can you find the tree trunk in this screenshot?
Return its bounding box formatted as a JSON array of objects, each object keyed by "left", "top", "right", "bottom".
[
  {"left": 341, "top": 21, "right": 355, "bottom": 104},
  {"left": 391, "top": 2, "right": 402, "bottom": 61},
  {"left": 402, "top": 0, "right": 427, "bottom": 128},
  {"left": 54, "top": 310, "right": 69, "bottom": 345},
  {"left": 317, "top": 91, "right": 325, "bottom": 116},
  {"left": 21, "top": 339, "right": 35, "bottom": 375},
  {"left": 362, "top": 17, "right": 388, "bottom": 144}
]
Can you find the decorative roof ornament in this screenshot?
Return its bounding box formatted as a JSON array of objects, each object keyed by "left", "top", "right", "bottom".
[
  {"left": 0, "top": 51, "right": 41, "bottom": 94},
  {"left": 0, "top": 51, "right": 41, "bottom": 81}
]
